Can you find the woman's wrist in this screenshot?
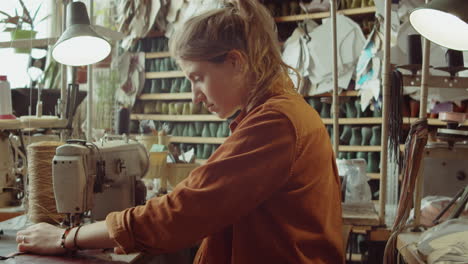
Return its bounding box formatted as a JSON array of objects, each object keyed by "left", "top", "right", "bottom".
[
  {"left": 59, "top": 227, "right": 73, "bottom": 251},
  {"left": 64, "top": 226, "right": 83, "bottom": 251}
]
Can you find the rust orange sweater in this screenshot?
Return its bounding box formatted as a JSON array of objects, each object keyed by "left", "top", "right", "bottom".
[{"left": 106, "top": 93, "right": 344, "bottom": 264}]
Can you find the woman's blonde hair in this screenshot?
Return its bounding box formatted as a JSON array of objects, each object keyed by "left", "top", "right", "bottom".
[{"left": 169, "top": 0, "right": 300, "bottom": 110}]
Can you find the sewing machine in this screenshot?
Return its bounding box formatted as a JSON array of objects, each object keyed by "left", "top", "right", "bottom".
[
  {"left": 421, "top": 112, "right": 468, "bottom": 197},
  {"left": 52, "top": 138, "right": 149, "bottom": 226},
  {"left": 0, "top": 131, "right": 26, "bottom": 208}
]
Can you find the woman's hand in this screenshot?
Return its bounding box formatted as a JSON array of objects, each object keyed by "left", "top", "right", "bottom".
[{"left": 16, "top": 222, "right": 67, "bottom": 255}]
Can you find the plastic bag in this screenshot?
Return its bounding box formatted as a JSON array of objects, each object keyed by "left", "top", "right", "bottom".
[
  {"left": 337, "top": 158, "right": 372, "bottom": 204},
  {"left": 417, "top": 218, "right": 468, "bottom": 263},
  {"left": 408, "top": 195, "right": 468, "bottom": 227}
]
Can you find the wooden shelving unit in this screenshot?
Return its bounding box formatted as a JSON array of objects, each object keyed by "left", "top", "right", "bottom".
[
  {"left": 307, "top": 90, "right": 359, "bottom": 97},
  {"left": 145, "top": 71, "right": 185, "bottom": 79},
  {"left": 170, "top": 136, "right": 226, "bottom": 144},
  {"left": 339, "top": 145, "right": 381, "bottom": 152},
  {"left": 322, "top": 117, "right": 382, "bottom": 125},
  {"left": 0, "top": 37, "right": 57, "bottom": 49},
  {"left": 403, "top": 117, "right": 468, "bottom": 126},
  {"left": 139, "top": 93, "right": 192, "bottom": 100},
  {"left": 167, "top": 139, "right": 381, "bottom": 151},
  {"left": 130, "top": 114, "right": 225, "bottom": 122},
  {"left": 138, "top": 5, "right": 384, "bottom": 228},
  {"left": 274, "top": 6, "right": 376, "bottom": 23},
  {"left": 145, "top": 51, "right": 171, "bottom": 59},
  {"left": 138, "top": 91, "right": 361, "bottom": 101},
  {"left": 196, "top": 160, "right": 381, "bottom": 180},
  {"left": 402, "top": 74, "right": 468, "bottom": 89}
]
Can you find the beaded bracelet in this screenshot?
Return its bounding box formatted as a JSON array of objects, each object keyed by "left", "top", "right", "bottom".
[
  {"left": 60, "top": 227, "right": 72, "bottom": 250},
  {"left": 73, "top": 225, "right": 83, "bottom": 251}
]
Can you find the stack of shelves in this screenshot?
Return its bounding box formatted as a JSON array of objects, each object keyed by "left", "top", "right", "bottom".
[{"left": 269, "top": 3, "right": 384, "bottom": 204}]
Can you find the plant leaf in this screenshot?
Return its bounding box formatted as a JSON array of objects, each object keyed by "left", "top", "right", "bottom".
[
  {"left": 31, "top": 2, "right": 43, "bottom": 24},
  {"left": 37, "top": 14, "right": 50, "bottom": 24},
  {"left": 18, "top": 0, "right": 33, "bottom": 28},
  {"left": 0, "top": 10, "right": 13, "bottom": 19}
]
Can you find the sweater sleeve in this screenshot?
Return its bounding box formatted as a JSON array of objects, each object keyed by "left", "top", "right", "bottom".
[{"left": 106, "top": 108, "right": 297, "bottom": 254}]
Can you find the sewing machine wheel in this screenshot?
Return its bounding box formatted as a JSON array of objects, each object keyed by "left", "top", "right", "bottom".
[{"left": 135, "top": 180, "right": 147, "bottom": 205}]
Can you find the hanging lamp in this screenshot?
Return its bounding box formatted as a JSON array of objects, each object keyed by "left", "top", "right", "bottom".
[
  {"left": 409, "top": 0, "right": 468, "bottom": 51},
  {"left": 52, "top": 1, "right": 111, "bottom": 66}
]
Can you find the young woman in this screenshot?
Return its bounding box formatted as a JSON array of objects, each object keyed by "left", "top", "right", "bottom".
[{"left": 16, "top": 1, "right": 344, "bottom": 263}]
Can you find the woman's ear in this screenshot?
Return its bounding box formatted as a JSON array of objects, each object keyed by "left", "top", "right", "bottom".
[{"left": 226, "top": 50, "right": 247, "bottom": 73}]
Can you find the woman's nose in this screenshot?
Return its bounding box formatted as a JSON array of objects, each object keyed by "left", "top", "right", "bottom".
[{"left": 192, "top": 89, "right": 205, "bottom": 104}]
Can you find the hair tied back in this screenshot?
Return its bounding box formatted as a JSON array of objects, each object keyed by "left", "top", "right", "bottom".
[{"left": 222, "top": 1, "right": 237, "bottom": 10}]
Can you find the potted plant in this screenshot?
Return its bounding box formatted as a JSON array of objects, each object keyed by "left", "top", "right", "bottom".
[{"left": 0, "top": 0, "right": 49, "bottom": 53}]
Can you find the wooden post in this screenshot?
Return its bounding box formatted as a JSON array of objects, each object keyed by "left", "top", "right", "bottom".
[
  {"left": 330, "top": 0, "right": 340, "bottom": 156},
  {"left": 60, "top": 0, "right": 69, "bottom": 142},
  {"left": 87, "top": 0, "right": 95, "bottom": 142},
  {"left": 413, "top": 0, "right": 431, "bottom": 228},
  {"left": 379, "top": 0, "right": 392, "bottom": 225}
]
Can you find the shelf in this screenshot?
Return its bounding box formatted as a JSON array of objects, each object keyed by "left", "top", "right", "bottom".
[
  {"left": 131, "top": 116, "right": 384, "bottom": 126},
  {"left": 402, "top": 74, "right": 468, "bottom": 89},
  {"left": 138, "top": 91, "right": 359, "bottom": 100},
  {"left": 145, "top": 51, "right": 171, "bottom": 59},
  {"left": 0, "top": 37, "right": 57, "bottom": 49},
  {"left": 339, "top": 145, "right": 381, "bottom": 152},
  {"left": 0, "top": 117, "right": 67, "bottom": 130},
  {"left": 403, "top": 117, "right": 468, "bottom": 126},
  {"left": 139, "top": 93, "right": 192, "bottom": 100},
  {"left": 342, "top": 202, "right": 380, "bottom": 226},
  {"left": 145, "top": 71, "right": 185, "bottom": 79},
  {"left": 131, "top": 114, "right": 225, "bottom": 122},
  {"left": 193, "top": 163, "right": 379, "bottom": 179},
  {"left": 274, "top": 6, "right": 376, "bottom": 23},
  {"left": 350, "top": 254, "right": 363, "bottom": 262},
  {"left": 170, "top": 136, "right": 226, "bottom": 144},
  {"left": 146, "top": 30, "right": 166, "bottom": 38},
  {"left": 322, "top": 117, "right": 382, "bottom": 125},
  {"left": 306, "top": 90, "right": 359, "bottom": 97}
]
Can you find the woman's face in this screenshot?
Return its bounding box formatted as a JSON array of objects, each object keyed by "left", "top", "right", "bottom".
[{"left": 179, "top": 53, "right": 248, "bottom": 119}]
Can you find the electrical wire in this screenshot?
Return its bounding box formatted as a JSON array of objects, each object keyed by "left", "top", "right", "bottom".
[
  {"left": 383, "top": 119, "right": 428, "bottom": 264},
  {"left": 389, "top": 70, "right": 403, "bottom": 167}
]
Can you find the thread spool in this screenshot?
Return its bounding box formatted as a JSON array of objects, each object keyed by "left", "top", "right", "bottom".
[
  {"left": 115, "top": 107, "right": 130, "bottom": 135},
  {"left": 407, "top": 34, "right": 422, "bottom": 65},
  {"left": 445, "top": 49, "right": 464, "bottom": 68},
  {"left": 26, "top": 141, "right": 65, "bottom": 224},
  {"left": 0, "top": 75, "right": 16, "bottom": 119}
]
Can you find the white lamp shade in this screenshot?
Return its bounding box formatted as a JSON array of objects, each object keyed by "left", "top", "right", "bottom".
[
  {"left": 410, "top": 9, "right": 468, "bottom": 51},
  {"left": 52, "top": 31, "right": 111, "bottom": 66},
  {"left": 52, "top": 2, "right": 111, "bottom": 66}
]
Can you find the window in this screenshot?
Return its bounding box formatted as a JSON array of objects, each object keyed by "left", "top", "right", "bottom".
[{"left": 0, "top": 0, "right": 53, "bottom": 88}]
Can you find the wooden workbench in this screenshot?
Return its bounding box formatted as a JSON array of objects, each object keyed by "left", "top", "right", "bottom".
[
  {"left": 0, "top": 229, "right": 141, "bottom": 264},
  {"left": 0, "top": 206, "right": 24, "bottom": 222},
  {"left": 0, "top": 214, "right": 194, "bottom": 264},
  {"left": 397, "top": 232, "right": 426, "bottom": 264}
]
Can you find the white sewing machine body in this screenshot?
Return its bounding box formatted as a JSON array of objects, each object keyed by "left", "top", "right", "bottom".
[
  {"left": 52, "top": 139, "right": 149, "bottom": 223},
  {"left": 421, "top": 142, "right": 468, "bottom": 197}
]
